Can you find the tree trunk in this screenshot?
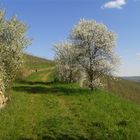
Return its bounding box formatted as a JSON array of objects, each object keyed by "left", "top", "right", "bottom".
[
  {"left": 89, "top": 77, "right": 94, "bottom": 91},
  {"left": 88, "top": 71, "right": 95, "bottom": 91},
  {"left": 69, "top": 70, "right": 73, "bottom": 83},
  {"left": 0, "top": 91, "right": 8, "bottom": 109},
  {"left": 90, "top": 86, "right": 94, "bottom": 91}
]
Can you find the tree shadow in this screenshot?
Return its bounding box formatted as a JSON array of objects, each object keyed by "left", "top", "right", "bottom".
[
  {"left": 13, "top": 80, "right": 90, "bottom": 95},
  {"left": 16, "top": 80, "right": 54, "bottom": 85}
]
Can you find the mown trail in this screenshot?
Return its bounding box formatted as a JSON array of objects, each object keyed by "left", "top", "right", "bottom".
[{"left": 9, "top": 67, "right": 79, "bottom": 139}]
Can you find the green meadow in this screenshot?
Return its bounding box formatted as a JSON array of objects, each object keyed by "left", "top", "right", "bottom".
[{"left": 0, "top": 56, "right": 140, "bottom": 140}]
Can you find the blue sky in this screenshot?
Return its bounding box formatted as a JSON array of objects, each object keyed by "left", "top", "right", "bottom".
[{"left": 0, "top": 0, "right": 140, "bottom": 76}]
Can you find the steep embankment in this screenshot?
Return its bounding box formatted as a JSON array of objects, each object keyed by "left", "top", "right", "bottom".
[{"left": 0, "top": 55, "right": 140, "bottom": 140}]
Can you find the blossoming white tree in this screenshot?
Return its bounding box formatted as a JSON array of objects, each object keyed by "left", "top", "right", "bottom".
[
  {"left": 70, "top": 19, "right": 118, "bottom": 90},
  {"left": 0, "top": 10, "right": 30, "bottom": 95},
  {"left": 54, "top": 42, "right": 80, "bottom": 83}
]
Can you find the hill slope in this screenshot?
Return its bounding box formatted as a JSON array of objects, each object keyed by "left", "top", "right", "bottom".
[
  {"left": 0, "top": 55, "right": 140, "bottom": 140},
  {"left": 24, "top": 54, "right": 54, "bottom": 69},
  {"left": 106, "top": 78, "right": 140, "bottom": 104}
]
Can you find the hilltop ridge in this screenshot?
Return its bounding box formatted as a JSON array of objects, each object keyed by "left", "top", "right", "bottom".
[{"left": 122, "top": 76, "right": 140, "bottom": 83}]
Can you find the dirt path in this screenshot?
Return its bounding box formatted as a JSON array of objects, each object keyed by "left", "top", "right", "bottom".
[{"left": 31, "top": 67, "right": 55, "bottom": 73}]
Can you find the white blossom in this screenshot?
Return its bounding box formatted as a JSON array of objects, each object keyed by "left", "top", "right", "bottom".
[
  {"left": 54, "top": 42, "right": 80, "bottom": 83},
  {"left": 0, "top": 10, "right": 30, "bottom": 93},
  {"left": 70, "top": 19, "right": 119, "bottom": 90}
]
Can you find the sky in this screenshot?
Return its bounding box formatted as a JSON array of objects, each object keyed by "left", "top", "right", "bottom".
[{"left": 0, "top": 0, "right": 140, "bottom": 76}]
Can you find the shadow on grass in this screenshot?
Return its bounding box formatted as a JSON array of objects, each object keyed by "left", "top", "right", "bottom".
[
  {"left": 13, "top": 80, "right": 91, "bottom": 95},
  {"left": 16, "top": 80, "right": 54, "bottom": 85}
]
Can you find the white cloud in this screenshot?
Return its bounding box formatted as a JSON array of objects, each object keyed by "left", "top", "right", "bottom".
[{"left": 102, "top": 0, "right": 126, "bottom": 9}]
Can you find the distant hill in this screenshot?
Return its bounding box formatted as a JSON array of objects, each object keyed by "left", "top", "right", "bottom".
[
  {"left": 24, "top": 54, "right": 54, "bottom": 69},
  {"left": 122, "top": 76, "right": 140, "bottom": 83}
]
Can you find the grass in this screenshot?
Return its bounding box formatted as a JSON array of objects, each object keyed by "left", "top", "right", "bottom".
[
  {"left": 106, "top": 78, "right": 140, "bottom": 104},
  {"left": 0, "top": 66, "right": 140, "bottom": 140},
  {"left": 0, "top": 55, "right": 140, "bottom": 139}
]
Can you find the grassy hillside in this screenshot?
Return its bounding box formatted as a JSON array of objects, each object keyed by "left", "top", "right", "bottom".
[
  {"left": 0, "top": 55, "right": 140, "bottom": 140},
  {"left": 15, "top": 54, "right": 55, "bottom": 81},
  {"left": 106, "top": 78, "right": 140, "bottom": 104},
  {"left": 24, "top": 54, "right": 54, "bottom": 69}
]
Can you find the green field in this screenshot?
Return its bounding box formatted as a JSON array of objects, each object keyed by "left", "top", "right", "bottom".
[{"left": 0, "top": 55, "right": 140, "bottom": 140}]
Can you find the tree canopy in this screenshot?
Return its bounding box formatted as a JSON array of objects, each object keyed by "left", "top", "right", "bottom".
[{"left": 54, "top": 19, "right": 119, "bottom": 90}]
